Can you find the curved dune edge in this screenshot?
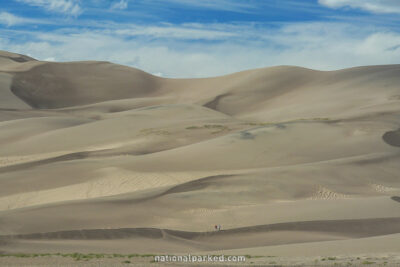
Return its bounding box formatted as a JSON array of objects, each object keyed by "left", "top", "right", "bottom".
[
  {"left": 1, "top": 217, "right": 400, "bottom": 252},
  {"left": 0, "top": 151, "right": 76, "bottom": 168},
  {"left": 0, "top": 172, "right": 242, "bottom": 211}
]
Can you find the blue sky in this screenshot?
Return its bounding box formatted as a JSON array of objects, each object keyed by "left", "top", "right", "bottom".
[{"left": 1, "top": 0, "right": 400, "bottom": 77}]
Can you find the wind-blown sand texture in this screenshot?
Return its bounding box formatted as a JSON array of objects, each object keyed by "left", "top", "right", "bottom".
[{"left": 0, "top": 50, "right": 400, "bottom": 265}]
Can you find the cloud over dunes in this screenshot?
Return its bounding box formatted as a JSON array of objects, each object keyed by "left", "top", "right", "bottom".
[{"left": 1, "top": 21, "right": 400, "bottom": 77}]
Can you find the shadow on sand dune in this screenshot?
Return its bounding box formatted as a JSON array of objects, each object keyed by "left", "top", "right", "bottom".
[
  {"left": 391, "top": 196, "right": 400, "bottom": 203},
  {"left": 383, "top": 129, "right": 400, "bottom": 147},
  {"left": 2, "top": 217, "right": 399, "bottom": 246}
]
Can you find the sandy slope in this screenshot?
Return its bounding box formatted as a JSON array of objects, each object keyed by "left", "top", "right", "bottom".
[{"left": 0, "top": 51, "right": 399, "bottom": 263}]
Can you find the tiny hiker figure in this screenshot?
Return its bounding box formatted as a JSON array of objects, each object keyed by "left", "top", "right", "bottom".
[{"left": 214, "top": 225, "right": 218, "bottom": 231}]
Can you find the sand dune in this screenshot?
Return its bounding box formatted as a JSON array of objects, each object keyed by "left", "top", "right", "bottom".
[
  {"left": 0, "top": 51, "right": 400, "bottom": 261},
  {"left": 3, "top": 217, "right": 400, "bottom": 250}
]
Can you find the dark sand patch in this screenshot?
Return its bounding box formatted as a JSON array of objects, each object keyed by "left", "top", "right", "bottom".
[
  {"left": 2, "top": 217, "right": 399, "bottom": 242},
  {"left": 383, "top": 129, "right": 400, "bottom": 147},
  {"left": 391, "top": 196, "right": 400, "bottom": 203},
  {"left": 204, "top": 93, "right": 231, "bottom": 110},
  {"left": 10, "top": 62, "right": 159, "bottom": 109}
]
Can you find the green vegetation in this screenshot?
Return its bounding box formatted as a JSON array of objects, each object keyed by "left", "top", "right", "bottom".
[
  {"left": 244, "top": 117, "right": 332, "bottom": 127},
  {"left": 139, "top": 128, "right": 170, "bottom": 136},
  {"left": 139, "top": 254, "right": 157, "bottom": 257},
  {"left": 244, "top": 255, "right": 266, "bottom": 259},
  {"left": 0, "top": 253, "right": 157, "bottom": 261},
  {"left": 0, "top": 253, "right": 395, "bottom": 266},
  {"left": 362, "top": 261, "right": 376, "bottom": 265},
  {"left": 186, "top": 124, "right": 230, "bottom": 134}
]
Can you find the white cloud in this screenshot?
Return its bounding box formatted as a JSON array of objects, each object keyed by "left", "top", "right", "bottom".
[
  {"left": 319, "top": 0, "right": 400, "bottom": 14},
  {"left": 1, "top": 22, "right": 400, "bottom": 78},
  {"left": 0, "top": 11, "right": 46, "bottom": 26},
  {"left": 16, "top": 0, "right": 82, "bottom": 16},
  {"left": 0, "top": 12, "right": 28, "bottom": 26},
  {"left": 111, "top": 24, "right": 237, "bottom": 40},
  {"left": 161, "top": 0, "right": 253, "bottom": 12},
  {"left": 110, "top": 0, "right": 128, "bottom": 10}
]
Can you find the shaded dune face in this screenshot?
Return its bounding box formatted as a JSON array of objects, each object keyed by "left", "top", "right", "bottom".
[
  {"left": 3, "top": 217, "right": 400, "bottom": 244},
  {"left": 0, "top": 51, "right": 36, "bottom": 63},
  {"left": 1, "top": 51, "right": 400, "bottom": 256},
  {"left": 383, "top": 129, "right": 400, "bottom": 147},
  {"left": 10, "top": 62, "right": 160, "bottom": 109}
]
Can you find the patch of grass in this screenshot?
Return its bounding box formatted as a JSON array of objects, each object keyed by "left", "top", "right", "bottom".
[
  {"left": 0, "top": 253, "right": 157, "bottom": 261},
  {"left": 328, "top": 257, "right": 337, "bottom": 260},
  {"left": 11, "top": 253, "right": 31, "bottom": 258},
  {"left": 186, "top": 124, "right": 230, "bottom": 134},
  {"left": 244, "top": 117, "right": 332, "bottom": 127},
  {"left": 362, "top": 261, "right": 376, "bottom": 265},
  {"left": 139, "top": 128, "right": 170, "bottom": 136},
  {"left": 140, "top": 254, "right": 156, "bottom": 257},
  {"left": 93, "top": 254, "right": 105, "bottom": 259},
  {"left": 292, "top": 117, "right": 331, "bottom": 122},
  {"left": 122, "top": 260, "right": 131, "bottom": 264},
  {"left": 71, "top": 253, "right": 86, "bottom": 261},
  {"left": 244, "top": 255, "right": 268, "bottom": 261},
  {"left": 0, "top": 253, "right": 54, "bottom": 258},
  {"left": 243, "top": 122, "right": 273, "bottom": 126}
]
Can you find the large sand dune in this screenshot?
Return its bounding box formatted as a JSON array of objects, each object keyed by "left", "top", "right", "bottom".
[{"left": 0, "top": 51, "right": 399, "bottom": 264}]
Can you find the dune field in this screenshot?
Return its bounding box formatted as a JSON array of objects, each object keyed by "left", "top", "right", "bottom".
[{"left": 0, "top": 50, "right": 400, "bottom": 266}]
